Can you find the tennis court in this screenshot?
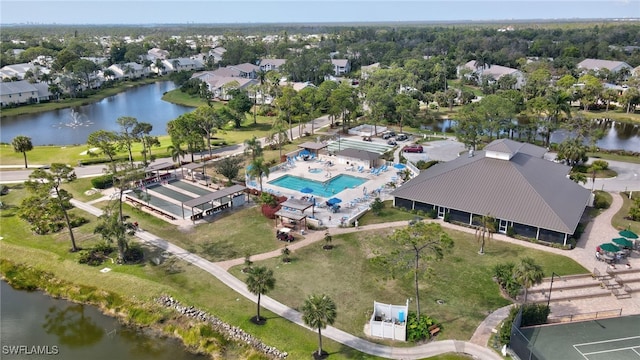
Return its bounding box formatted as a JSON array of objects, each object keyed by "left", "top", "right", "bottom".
[{"left": 515, "top": 315, "right": 640, "bottom": 360}]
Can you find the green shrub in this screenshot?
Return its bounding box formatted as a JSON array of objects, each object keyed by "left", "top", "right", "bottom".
[
  {"left": 499, "top": 306, "right": 520, "bottom": 345},
  {"left": 593, "top": 192, "right": 610, "bottom": 209},
  {"left": 415, "top": 160, "right": 440, "bottom": 170},
  {"left": 79, "top": 155, "right": 129, "bottom": 166},
  {"left": 506, "top": 226, "right": 515, "bottom": 237},
  {"left": 493, "top": 262, "right": 521, "bottom": 298},
  {"left": 124, "top": 243, "right": 144, "bottom": 263},
  {"left": 69, "top": 215, "right": 88, "bottom": 228},
  {"left": 406, "top": 312, "right": 436, "bottom": 342},
  {"left": 428, "top": 209, "right": 437, "bottom": 219},
  {"left": 591, "top": 159, "right": 609, "bottom": 170},
  {"left": 91, "top": 174, "right": 114, "bottom": 189},
  {"left": 443, "top": 213, "right": 451, "bottom": 222},
  {"left": 521, "top": 304, "right": 550, "bottom": 326}
]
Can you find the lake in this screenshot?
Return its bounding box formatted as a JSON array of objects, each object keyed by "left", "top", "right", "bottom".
[
  {"left": 425, "top": 118, "right": 640, "bottom": 152},
  {"left": 0, "top": 81, "right": 194, "bottom": 146},
  {"left": 0, "top": 281, "right": 205, "bottom": 360}
]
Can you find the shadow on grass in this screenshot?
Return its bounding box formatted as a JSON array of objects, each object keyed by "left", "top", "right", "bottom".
[{"left": 200, "top": 241, "right": 240, "bottom": 262}]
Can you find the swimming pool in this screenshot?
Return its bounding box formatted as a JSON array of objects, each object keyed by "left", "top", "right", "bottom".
[{"left": 268, "top": 174, "right": 367, "bottom": 198}]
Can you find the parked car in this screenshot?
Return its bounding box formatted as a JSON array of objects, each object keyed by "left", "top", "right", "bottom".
[
  {"left": 402, "top": 144, "right": 423, "bottom": 153},
  {"left": 382, "top": 131, "right": 396, "bottom": 139},
  {"left": 387, "top": 139, "right": 397, "bottom": 145},
  {"left": 396, "top": 133, "right": 409, "bottom": 141}
]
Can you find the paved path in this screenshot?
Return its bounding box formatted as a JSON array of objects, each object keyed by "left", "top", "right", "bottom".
[
  {"left": 465, "top": 192, "right": 640, "bottom": 347},
  {"left": 70, "top": 199, "right": 501, "bottom": 359}
]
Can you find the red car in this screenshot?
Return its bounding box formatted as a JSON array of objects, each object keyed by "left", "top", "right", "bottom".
[{"left": 402, "top": 144, "right": 424, "bottom": 153}]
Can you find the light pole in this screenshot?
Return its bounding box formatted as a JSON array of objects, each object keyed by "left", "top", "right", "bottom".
[{"left": 547, "top": 272, "right": 561, "bottom": 308}]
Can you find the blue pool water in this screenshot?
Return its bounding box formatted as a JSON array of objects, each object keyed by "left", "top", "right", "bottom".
[{"left": 268, "top": 174, "right": 367, "bottom": 198}]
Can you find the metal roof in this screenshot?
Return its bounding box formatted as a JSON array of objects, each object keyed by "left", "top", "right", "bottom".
[
  {"left": 484, "top": 139, "right": 547, "bottom": 158},
  {"left": 281, "top": 198, "right": 315, "bottom": 211},
  {"left": 182, "top": 185, "right": 246, "bottom": 208},
  {"left": 275, "top": 209, "right": 308, "bottom": 221},
  {"left": 298, "top": 142, "right": 328, "bottom": 150},
  {"left": 182, "top": 162, "right": 206, "bottom": 170},
  {"left": 336, "top": 148, "right": 381, "bottom": 161},
  {"left": 145, "top": 162, "right": 174, "bottom": 172},
  {"left": 391, "top": 146, "right": 590, "bottom": 234}
]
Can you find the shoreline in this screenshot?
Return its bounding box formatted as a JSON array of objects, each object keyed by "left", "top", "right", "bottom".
[{"left": 0, "top": 258, "right": 274, "bottom": 360}]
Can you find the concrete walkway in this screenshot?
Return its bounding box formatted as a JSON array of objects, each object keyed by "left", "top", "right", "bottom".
[
  {"left": 70, "top": 199, "right": 501, "bottom": 359},
  {"left": 465, "top": 192, "right": 640, "bottom": 347},
  {"left": 72, "top": 191, "right": 640, "bottom": 356}
]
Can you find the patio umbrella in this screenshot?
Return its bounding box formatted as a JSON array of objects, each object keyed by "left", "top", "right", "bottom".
[
  {"left": 327, "top": 197, "right": 342, "bottom": 205},
  {"left": 394, "top": 163, "right": 406, "bottom": 170},
  {"left": 619, "top": 229, "right": 639, "bottom": 239},
  {"left": 300, "top": 187, "right": 314, "bottom": 194},
  {"left": 612, "top": 237, "right": 633, "bottom": 248},
  {"left": 599, "top": 243, "right": 620, "bottom": 253}
]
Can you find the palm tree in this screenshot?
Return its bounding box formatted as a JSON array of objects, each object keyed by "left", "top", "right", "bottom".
[
  {"left": 243, "top": 136, "right": 263, "bottom": 160},
  {"left": 12, "top": 135, "right": 33, "bottom": 168},
  {"left": 245, "top": 266, "right": 276, "bottom": 324},
  {"left": 281, "top": 246, "right": 291, "bottom": 263},
  {"left": 513, "top": 257, "right": 544, "bottom": 303},
  {"left": 545, "top": 90, "right": 572, "bottom": 147},
  {"left": 474, "top": 214, "right": 496, "bottom": 255},
  {"left": 167, "top": 143, "right": 187, "bottom": 164},
  {"left": 302, "top": 294, "right": 337, "bottom": 359},
  {"left": 246, "top": 157, "right": 270, "bottom": 193}
]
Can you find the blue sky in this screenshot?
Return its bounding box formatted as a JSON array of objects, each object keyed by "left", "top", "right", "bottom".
[{"left": 1, "top": 0, "right": 639, "bottom": 25}]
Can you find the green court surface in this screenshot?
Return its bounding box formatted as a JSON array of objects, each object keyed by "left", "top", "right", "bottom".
[{"left": 517, "top": 315, "right": 640, "bottom": 360}]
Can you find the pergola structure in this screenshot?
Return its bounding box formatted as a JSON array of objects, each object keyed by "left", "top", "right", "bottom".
[
  {"left": 297, "top": 142, "right": 328, "bottom": 157},
  {"left": 181, "top": 184, "right": 247, "bottom": 220},
  {"left": 137, "top": 162, "right": 174, "bottom": 186},
  {"left": 181, "top": 161, "right": 209, "bottom": 185},
  {"left": 275, "top": 198, "right": 315, "bottom": 230}
]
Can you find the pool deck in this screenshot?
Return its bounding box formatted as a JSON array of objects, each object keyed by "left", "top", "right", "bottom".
[{"left": 255, "top": 154, "right": 403, "bottom": 228}]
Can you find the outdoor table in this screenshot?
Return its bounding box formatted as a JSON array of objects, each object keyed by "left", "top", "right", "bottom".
[{"left": 602, "top": 254, "right": 614, "bottom": 263}]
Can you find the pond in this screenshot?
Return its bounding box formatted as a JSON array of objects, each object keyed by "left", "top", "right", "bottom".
[
  {"left": 0, "top": 81, "right": 194, "bottom": 146},
  {"left": 0, "top": 281, "right": 205, "bottom": 360}
]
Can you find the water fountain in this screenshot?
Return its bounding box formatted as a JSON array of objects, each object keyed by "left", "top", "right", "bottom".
[{"left": 53, "top": 109, "right": 94, "bottom": 129}]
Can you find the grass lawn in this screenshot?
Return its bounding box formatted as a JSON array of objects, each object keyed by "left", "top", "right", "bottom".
[
  {"left": 426, "top": 354, "right": 473, "bottom": 360},
  {"left": 588, "top": 151, "right": 640, "bottom": 164},
  {"left": 0, "top": 184, "right": 384, "bottom": 359},
  {"left": 357, "top": 200, "right": 416, "bottom": 225},
  {"left": 612, "top": 192, "right": 640, "bottom": 235},
  {"left": 230, "top": 225, "right": 588, "bottom": 342}
]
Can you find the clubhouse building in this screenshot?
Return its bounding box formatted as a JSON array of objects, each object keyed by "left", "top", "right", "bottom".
[{"left": 391, "top": 139, "right": 591, "bottom": 245}]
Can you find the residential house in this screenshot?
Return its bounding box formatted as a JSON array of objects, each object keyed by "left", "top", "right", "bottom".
[
  {"left": 391, "top": 139, "right": 590, "bottom": 245},
  {"left": 147, "top": 48, "right": 170, "bottom": 60},
  {"left": 259, "top": 58, "right": 287, "bottom": 72},
  {"left": 0, "top": 63, "right": 40, "bottom": 80},
  {"left": 211, "top": 67, "right": 242, "bottom": 78},
  {"left": 361, "top": 62, "right": 380, "bottom": 80},
  {"left": 158, "top": 58, "right": 205, "bottom": 73},
  {"left": 208, "top": 47, "right": 227, "bottom": 64},
  {"left": 0, "top": 80, "right": 52, "bottom": 106},
  {"left": 228, "top": 63, "right": 259, "bottom": 79},
  {"left": 577, "top": 59, "right": 633, "bottom": 77},
  {"left": 458, "top": 60, "right": 525, "bottom": 89},
  {"left": 331, "top": 59, "right": 351, "bottom": 76},
  {"left": 191, "top": 72, "right": 257, "bottom": 100},
  {"left": 107, "top": 62, "right": 149, "bottom": 79}
]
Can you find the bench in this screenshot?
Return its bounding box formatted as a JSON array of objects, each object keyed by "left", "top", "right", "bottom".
[{"left": 428, "top": 324, "right": 441, "bottom": 337}]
